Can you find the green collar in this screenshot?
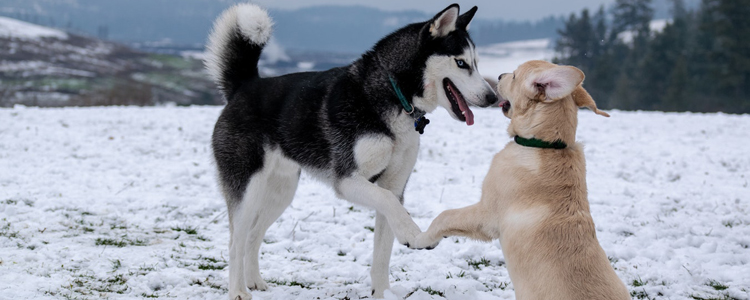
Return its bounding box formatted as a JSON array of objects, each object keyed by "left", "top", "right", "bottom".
[{"left": 514, "top": 135, "right": 567, "bottom": 149}]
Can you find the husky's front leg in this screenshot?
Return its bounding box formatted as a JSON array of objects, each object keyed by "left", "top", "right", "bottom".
[
  {"left": 336, "top": 176, "right": 421, "bottom": 247},
  {"left": 370, "top": 212, "right": 394, "bottom": 298}
]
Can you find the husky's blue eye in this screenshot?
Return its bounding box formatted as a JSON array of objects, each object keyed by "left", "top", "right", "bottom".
[{"left": 455, "top": 59, "right": 469, "bottom": 69}]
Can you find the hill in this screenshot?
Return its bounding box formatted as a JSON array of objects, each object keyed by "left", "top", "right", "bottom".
[{"left": 0, "top": 16, "right": 219, "bottom": 107}]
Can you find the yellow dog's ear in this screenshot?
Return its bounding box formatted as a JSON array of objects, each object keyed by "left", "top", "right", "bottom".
[
  {"left": 572, "top": 86, "right": 609, "bottom": 117},
  {"left": 526, "top": 65, "right": 584, "bottom": 101}
]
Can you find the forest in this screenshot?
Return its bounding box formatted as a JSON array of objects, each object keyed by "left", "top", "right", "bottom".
[{"left": 554, "top": 0, "right": 750, "bottom": 113}]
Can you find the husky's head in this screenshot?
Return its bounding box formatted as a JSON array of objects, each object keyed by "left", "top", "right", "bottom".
[{"left": 413, "top": 4, "right": 498, "bottom": 126}]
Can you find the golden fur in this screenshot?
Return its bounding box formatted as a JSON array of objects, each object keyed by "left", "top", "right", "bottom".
[{"left": 413, "top": 60, "right": 629, "bottom": 299}]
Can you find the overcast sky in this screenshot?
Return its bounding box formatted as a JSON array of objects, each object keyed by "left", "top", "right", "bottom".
[{"left": 253, "top": 0, "right": 617, "bottom": 21}]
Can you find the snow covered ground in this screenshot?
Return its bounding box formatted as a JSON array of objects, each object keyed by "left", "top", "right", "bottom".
[{"left": 1, "top": 105, "right": 748, "bottom": 300}]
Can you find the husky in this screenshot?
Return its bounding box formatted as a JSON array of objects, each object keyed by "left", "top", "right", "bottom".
[{"left": 204, "top": 3, "right": 497, "bottom": 299}]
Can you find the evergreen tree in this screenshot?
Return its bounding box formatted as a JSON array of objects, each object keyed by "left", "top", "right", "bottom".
[
  {"left": 609, "top": 0, "right": 654, "bottom": 110},
  {"left": 553, "top": 0, "right": 750, "bottom": 113},
  {"left": 555, "top": 9, "right": 595, "bottom": 71}
]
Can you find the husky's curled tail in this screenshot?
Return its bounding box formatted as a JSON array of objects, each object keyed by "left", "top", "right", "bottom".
[{"left": 205, "top": 4, "right": 273, "bottom": 99}]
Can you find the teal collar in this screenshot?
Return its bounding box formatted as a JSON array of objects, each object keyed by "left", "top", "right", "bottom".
[
  {"left": 514, "top": 135, "right": 567, "bottom": 149},
  {"left": 387, "top": 75, "right": 430, "bottom": 134},
  {"left": 388, "top": 75, "right": 414, "bottom": 114}
]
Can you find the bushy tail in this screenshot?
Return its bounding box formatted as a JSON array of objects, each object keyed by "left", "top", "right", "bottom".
[{"left": 205, "top": 3, "right": 273, "bottom": 99}]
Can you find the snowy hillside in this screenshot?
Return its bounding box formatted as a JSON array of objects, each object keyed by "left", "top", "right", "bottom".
[
  {"left": 1, "top": 106, "right": 748, "bottom": 300},
  {"left": 0, "top": 16, "right": 68, "bottom": 40},
  {"left": 0, "top": 17, "right": 219, "bottom": 107}
]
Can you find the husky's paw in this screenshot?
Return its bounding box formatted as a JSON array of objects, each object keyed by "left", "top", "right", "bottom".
[
  {"left": 410, "top": 232, "right": 441, "bottom": 250},
  {"left": 372, "top": 288, "right": 385, "bottom": 299},
  {"left": 245, "top": 277, "right": 268, "bottom": 291},
  {"left": 393, "top": 220, "right": 422, "bottom": 248},
  {"left": 229, "top": 289, "right": 252, "bottom": 300}
]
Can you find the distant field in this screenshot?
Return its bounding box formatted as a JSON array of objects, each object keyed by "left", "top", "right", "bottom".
[{"left": 1, "top": 106, "right": 748, "bottom": 299}]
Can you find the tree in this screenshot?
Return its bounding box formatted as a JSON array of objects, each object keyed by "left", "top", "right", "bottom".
[{"left": 555, "top": 9, "right": 595, "bottom": 71}]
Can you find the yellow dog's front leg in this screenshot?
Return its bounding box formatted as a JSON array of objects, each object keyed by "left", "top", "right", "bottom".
[{"left": 412, "top": 204, "right": 493, "bottom": 249}]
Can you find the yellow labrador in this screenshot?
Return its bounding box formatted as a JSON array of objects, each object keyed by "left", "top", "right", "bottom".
[{"left": 413, "top": 60, "right": 630, "bottom": 299}]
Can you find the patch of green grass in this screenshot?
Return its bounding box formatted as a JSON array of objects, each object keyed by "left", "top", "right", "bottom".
[
  {"left": 0, "top": 221, "right": 19, "bottom": 239},
  {"left": 707, "top": 280, "right": 729, "bottom": 291},
  {"left": 633, "top": 277, "right": 648, "bottom": 287},
  {"left": 198, "top": 263, "right": 226, "bottom": 270},
  {"left": 95, "top": 237, "right": 148, "bottom": 247},
  {"left": 60, "top": 271, "right": 130, "bottom": 298},
  {"left": 482, "top": 281, "right": 509, "bottom": 291},
  {"left": 148, "top": 54, "right": 197, "bottom": 69},
  {"left": 337, "top": 250, "right": 346, "bottom": 256},
  {"left": 631, "top": 289, "right": 652, "bottom": 300},
  {"left": 110, "top": 259, "right": 122, "bottom": 272},
  {"left": 196, "top": 256, "right": 227, "bottom": 270},
  {"left": 292, "top": 257, "right": 313, "bottom": 263},
  {"left": 267, "top": 278, "right": 312, "bottom": 289},
  {"left": 446, "top": 270, "right": 466, "bottom": 279},
  {"left": 191, "top": 277, "right": 225, "bottom": 290},
  {"left": 690, "top": 294, "right": 740, "bottom": 300},
  {"left": 171, "top": 226, "right": 198, "bottom": 235},
  {"left": 364, "top": 226, "right": 375, "bottom": 232},
  {"left": 405, "top": 287, "right": 445, "bottom": 298},
  {"left": 466, "top": 257, "right": 492, "bottom": 270}
]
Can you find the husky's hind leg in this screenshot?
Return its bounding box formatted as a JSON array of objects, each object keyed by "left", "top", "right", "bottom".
[{"left": 239, "top": 150, "right": 301, "bottom": 291}]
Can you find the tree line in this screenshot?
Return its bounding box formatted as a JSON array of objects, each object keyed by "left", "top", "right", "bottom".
[{"left": 554, "top": 0, "right": 750, "bottom": 113}]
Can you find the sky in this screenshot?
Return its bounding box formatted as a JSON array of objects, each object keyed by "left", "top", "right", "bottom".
[{"left": 253, "top": 0, "right": 617, "bottom": 21}]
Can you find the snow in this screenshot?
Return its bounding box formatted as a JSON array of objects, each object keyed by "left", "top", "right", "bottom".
[
  {"left": 476, "top": 39, "right": 555, "bottom": 78},
  {"left": 0, "top": 16, "right": 68, "bottom": 40},
  {"left": 1, "top": 105, "right": 748, "bottom": 300}
]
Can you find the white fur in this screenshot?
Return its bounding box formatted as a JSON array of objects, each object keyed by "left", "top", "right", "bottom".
[
  {"left": 205, "top": 3, "right": 273, "bottom": 85},
  {"left": 228, "top": 148, "right": 300, "bottom": 300},
  {"left": 236, "top": 5, "right": 273, "bottom": 45},
  {"left": 354, "top": 135, "right": 394, "bottom": 179}
]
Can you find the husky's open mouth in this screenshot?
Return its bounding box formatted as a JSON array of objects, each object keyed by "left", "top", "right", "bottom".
[{"left": 443, "top": 78, "right": 474, "bottom": 126}]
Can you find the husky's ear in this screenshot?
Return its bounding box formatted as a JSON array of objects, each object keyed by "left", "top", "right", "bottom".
[
  {"left": 525, "top": 65, "right": 584, "bottom": 101},
  {"left": 572, "top": 86, "right": 610, "bottom": 117},
  {"left": 429, "top": 4, "right": 459, "bottom": 37},
  {"left": 456, "top": 6, "right": 477, "bottom": 30}
]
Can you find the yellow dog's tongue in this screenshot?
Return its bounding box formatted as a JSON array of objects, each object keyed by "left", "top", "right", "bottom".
[{"left": 448, "top": 83, "right": 474, "bottom": 126}]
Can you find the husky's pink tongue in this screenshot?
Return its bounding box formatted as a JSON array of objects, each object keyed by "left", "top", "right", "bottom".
[
  {"left": 448, "top": 83, "right": 475, "bottom": 126},
  {"left": 456, "top": 96, "right": 474, "bottom": 126}
]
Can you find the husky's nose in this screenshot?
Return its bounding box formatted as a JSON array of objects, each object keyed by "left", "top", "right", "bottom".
[{"left": 480, "top": 92, "right": 498, "bottom": 108}]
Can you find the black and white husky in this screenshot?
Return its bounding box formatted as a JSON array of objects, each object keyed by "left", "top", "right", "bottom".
[{"left": 205, "top": 3, "right": 497, "bottom": 299}]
